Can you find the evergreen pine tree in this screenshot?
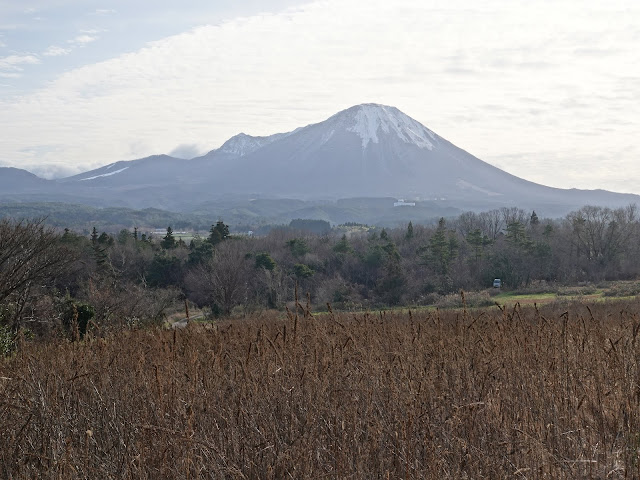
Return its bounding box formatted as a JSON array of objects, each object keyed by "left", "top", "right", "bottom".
[
  {"left": 161, "top": 226, "right": 177, "bottom": 249},
  {"left": 333, "top": 234, "right": 352, "bottom": 254},
  {"left": 209, "top": 221, "right": 230, "bottom": 245},
  {"left": 426, "top": 218, "right": 458, "bottom": 275},
  {"left": 406, "top": 221, "right": 414, "bottom": 240},
  {"left": 506, "top": 221, "right": 528, "bottom": 246},
  {"left": 97, "top": 232, "right": 114, "bottom": 246},
  {"left": 286, "top": 238, "right": 310, "bottom": 257},
  {"left": 255, "top": 252, "right": 277, "bottom": 270},
  {"left": 530, "top": 210, "right": 540, "bottom": 225}
]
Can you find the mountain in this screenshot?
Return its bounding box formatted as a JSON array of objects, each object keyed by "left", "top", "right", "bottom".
[
  {"left": 2, "top": 103, "right": 639, "bottom": 219},
  {"left": 188, "top": 104, "right": 639, "bottom": 215},
  {"left": 60, "top": 154, "right": 183, "bottom": 185},
  {"left": 0, "top": 167, "right": 52, "bottom": 192},
  {"left": 196, "top": 104, "right": 528, "bottom": 200},
  {"left": 0, "top": 167, "right": 86, "bottom": 205}
]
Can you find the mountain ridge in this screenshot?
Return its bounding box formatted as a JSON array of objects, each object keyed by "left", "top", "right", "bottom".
[{"left": 1, "top": 103, "right": 639, "bottom": 217}]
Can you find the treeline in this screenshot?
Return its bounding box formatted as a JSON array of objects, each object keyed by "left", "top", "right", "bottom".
[
  {"left": 0, "top": 202, "right": 214, "bottom": 232},
  {"left": 2, "top": 204, "right": 640, "bottom": 339}
]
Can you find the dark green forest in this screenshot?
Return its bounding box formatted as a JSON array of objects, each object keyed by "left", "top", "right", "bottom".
[{"left": 2, "top": 204, "right": 640, "bottom": 343}]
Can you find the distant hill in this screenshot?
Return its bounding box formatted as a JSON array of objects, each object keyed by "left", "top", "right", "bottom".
[
  {"left": 2, "top": 103, "right": 639, "bottom": 218},
  {"left": 0, "top": 197, "right": 464, "bottom": 232},
  {"left": 0, "top": 167, "right": 53, "bottom": 192}
]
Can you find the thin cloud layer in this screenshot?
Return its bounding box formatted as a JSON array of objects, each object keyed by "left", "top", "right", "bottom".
[
  {"left": 0, "top": 54, "right": 40, "bottom": 73},
  {"left": 0, "top": 0, "right": 638, "bottom": 194},
  {"left": 69, "top": 34, "right": 98, "bottom": 45},
  {"left": 43, "top": 45, "right": 71, "bottom": 56}
]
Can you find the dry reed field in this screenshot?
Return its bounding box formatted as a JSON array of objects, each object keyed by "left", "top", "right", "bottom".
[{"left": 3, "top": 298, "right": 640, "bottom": 479}]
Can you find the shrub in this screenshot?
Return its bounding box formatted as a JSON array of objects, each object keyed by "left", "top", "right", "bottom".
[
  {"left": 557, "top": 285, "right": 598, "bottom": 296},
  {"left": 604, "top": 281, "right": 640, "bottom": 297},
  {"left": 435, "top": 290, "right": 494, "bottom": 309}
]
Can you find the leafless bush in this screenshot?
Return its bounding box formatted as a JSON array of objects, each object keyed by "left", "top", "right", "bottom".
[
  {"left": 557, "top": 285, "right": 599, "bottom": 296},
  {"left": 604, "top": 281, "right": 640, "bottom": 297},
  {"left": 82, "top": 277, "right": 179, "bottom": 331},
  {"left": 435, "top": 290, "right": 494, "bottom": 308}
]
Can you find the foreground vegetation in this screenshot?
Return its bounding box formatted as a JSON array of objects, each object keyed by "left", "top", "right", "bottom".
[{"left": 2, "top": 298, "right": 640, "bottom": 478}]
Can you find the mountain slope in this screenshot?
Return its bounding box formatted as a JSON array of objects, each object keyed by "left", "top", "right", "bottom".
[
  {"left": 60, "top": 154, "right": 185, "bottom": 186},
  {"left": 0, "top": 167, "right": 52, "bottom": 192}
]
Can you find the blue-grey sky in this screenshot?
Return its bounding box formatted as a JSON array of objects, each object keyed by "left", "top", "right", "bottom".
[{"left": 1, "top": 0, "right": 639, "bottom": 194}]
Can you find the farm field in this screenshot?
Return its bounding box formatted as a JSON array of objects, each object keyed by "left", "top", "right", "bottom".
[{"left": 3, "top": 298, "right": 640, "bottom": 478}]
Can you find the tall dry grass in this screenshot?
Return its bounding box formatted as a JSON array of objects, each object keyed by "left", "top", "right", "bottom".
[{"left": 2, "top": 298, "right": 640, "bottom": 478}]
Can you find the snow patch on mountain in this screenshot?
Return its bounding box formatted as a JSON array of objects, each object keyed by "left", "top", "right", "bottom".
[
  {"left": 343, "top": 104, "right": 436, "bottom": 150},
  {"left": 79, "top": 167, "right": 129, "bottom": 181}
]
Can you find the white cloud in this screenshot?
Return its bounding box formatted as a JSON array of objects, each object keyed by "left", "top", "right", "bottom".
[
  {"left": 0, "top": 54, "right": 40, "bottom": 69},
  {"left": 69, "top": 34, "right": 98, "bottom": 45},
  {"left": 169, "top": 144, "right": 206, "bottom": 159},
  {"left": 43, "top": 45, "right": 71, "bottom": 56},
  {"left": 0, "top": 54, "right": 40, "bottom": 76},
  {"left": 0, "top": 0, "right": 638, "bottom": 192},
  {"left": 92, "top": 9, "right": 116, "bottom": 16}
]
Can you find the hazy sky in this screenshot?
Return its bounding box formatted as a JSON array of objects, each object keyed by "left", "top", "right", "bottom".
[{"left": 1, "top": 0, "right": 638, "bottom": 194}]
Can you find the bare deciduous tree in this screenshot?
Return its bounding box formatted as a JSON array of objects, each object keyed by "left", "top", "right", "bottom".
[
  {"left": 185, "top": 240, "right": 251, "bottom": 315},
  {"left": 0, "top": 218, "right": 77, "bottom": 329}
]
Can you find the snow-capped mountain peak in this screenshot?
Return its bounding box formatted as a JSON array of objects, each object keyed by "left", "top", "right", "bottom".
[
  {"left": 219, "top": 132, "right": 292, "bottom": 157},
  {"left": 333, "top": 103, "right": 436, "bottom": 150},
  {"left": 219, "top": 133, "right": 263, "bottom": 156}
]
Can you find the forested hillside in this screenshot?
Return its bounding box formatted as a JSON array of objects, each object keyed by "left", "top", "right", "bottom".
[{"left": 0, "top": 198, "right": 461, "bottom": 232}]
